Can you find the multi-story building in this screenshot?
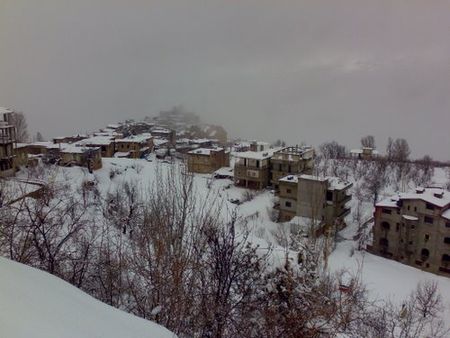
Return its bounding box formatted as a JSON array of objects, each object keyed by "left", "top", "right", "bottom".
[
  {"left": 277, "top": 174, "right": 352, "bottom": 232},
  {"left": 0, "top": 109, "right": 17, "bottom": 177},
  {"left": 234, "top": 148, "right": 276, "bottom": 189},
  {"left": 270, "top": 146, "right": 315, "bottom": 189},
  {"left": 187, "top": 147, "right": 229, "bottom": 174},
  {"left": 115, "top": 133, "right": 154, "bottom": 159},
  {"left": 371, "top": 187, "right": 450, "bottom": 277}
]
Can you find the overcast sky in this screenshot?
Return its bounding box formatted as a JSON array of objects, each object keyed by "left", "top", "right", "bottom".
[{"left": 0, "top": 0, "right": 449, "bottom": 159}]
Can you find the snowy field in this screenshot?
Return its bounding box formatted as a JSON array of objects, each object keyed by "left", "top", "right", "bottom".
[
  {"left": 0, "top": 257, "right": 175, "bottom": 338},
  {"left": 16, "top": 157, "right": 450, "bottom": 320}
]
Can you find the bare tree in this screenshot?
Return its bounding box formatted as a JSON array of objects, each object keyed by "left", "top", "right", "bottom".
[
  {"left": 361, "top": 135, "right": 376, "bottom": 149},
  {"left": 8, "top": 111, "right": 29, "bottom": 142},
  {"left": 35, "top": 131, "right": 45, "bottom": 142},
  {"left": 319, "top": 141, "right": 347, "bottom": 159}
]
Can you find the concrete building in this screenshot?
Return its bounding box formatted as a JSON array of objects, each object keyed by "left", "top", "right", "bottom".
[
  {"left": 59, "top": 145, "right": 102, "bottom": 171},
  {"left": 370, "top": 187, "right": 450, "bottom": 277},
  {"left": 270, "top": 146, "right": 315, "bottom": 189},
  {"left": 75, "top": 136, "right": 116, "bottom": 157},
  {"left": 350, "top": 147, "right": 379, "bottom": 160},
  {"left": 0, "top": 108, "right": 17, "bottom": 177},
  {"left": 115, "top": 133, "right": 154, "bottom": 159},
  {"left": 234, "top": 148, "right": 277, "bottom": 189},
  {"left": 187, "top": 147, "right": 229, "bottom": 174},
  {"left": 277, "top": 174, "right": 352, "bottom": 232}
]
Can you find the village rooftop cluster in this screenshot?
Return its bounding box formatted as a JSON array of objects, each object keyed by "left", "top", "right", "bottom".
[{"left": 1, "top": 107, "right": 450, "bottom": 278}]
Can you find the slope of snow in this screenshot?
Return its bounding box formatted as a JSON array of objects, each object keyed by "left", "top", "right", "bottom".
[{"left": 0, "top": 257, "right": 175, "bottom": 338}]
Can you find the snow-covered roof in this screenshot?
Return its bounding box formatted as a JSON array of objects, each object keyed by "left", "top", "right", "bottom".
[
  {"left": 442, "top": 209, "right": 450, "bottom": 221},
  {"left": 188, "top": 147, "right": 224, "bottom": 156},
  {"left": 60, "top": 144, "right": 99, "bottom": 154},
  {"left": 116, "top": 133, "right": 152, "bottom": 143},
  {"left": 214, "top": 167, "right": 234, "bottom": 177},
  {"left": 299, "top": 174, "right": 328, "bottom": 182},
  {"left": 0, "top": 107, "right": 13, "bottom": 114},
  {"left": 234, "top": 147, "right": 279, "bottom": 160},
  {"left": 75, "top": 136, "right": 115, "bottom": 146},
  {"left": 153, "top": 138, "right": 169, "bottom": 146},
  {"left": 279, "top": 175, "right": 299, "bottom": 184},
  {"left": 377, "top": 188, "right": 450, "bottom": 209}
]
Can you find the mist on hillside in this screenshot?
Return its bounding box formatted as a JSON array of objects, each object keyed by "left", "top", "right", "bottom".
[{"left": 0, "top": 0, "right": 449, "bottom": 158}]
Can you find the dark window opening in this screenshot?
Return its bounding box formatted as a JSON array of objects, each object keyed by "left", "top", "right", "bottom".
[
  {"left": 285, "top": 201, "right": 292, "bottom": 208},
  {"left": 382, "top": 208, "right": 392, "bottom": 214},
  {"left": 326, "top": 191, "right": 333, "bottom": 201},
  {"left": 421, "top": 248, "right": 430, "bottom": 260},
  {"left": 379, "top": 238, "right": 389, "bottom": 247},
  {"left": 444, "top": 237, "right": 450, "bottom": 244},
  {"left": 424, "top": 216, "right": 434, "bottom": 224},
  {"left": 381, "top": 221, "right": 390, "bottom": 230},
  {"left": 426, "top": 203, "right": 435, "bottom": 210}
]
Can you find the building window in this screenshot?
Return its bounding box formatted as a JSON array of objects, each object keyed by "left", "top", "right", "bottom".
[
  {"left": 379, "top": 238, "right": 389, "bottom": 247},
  {"left": 414, "top": 207, "right": 417, "bottom": 212},
  {"left": 326, "top": 191, "right": 333, "bottom": 201},
  {"left": 443, "top": 254, "right": 450, "bottom": 262},
  {"left": 421, "top": 248, "right": 430, "bottom": 260},
  {"left": 286, "top": 188, "right": 292, "bottom": 194},
  {"left": 285, "top": 201, "right": 292, "bottom": 208},
  {"left": 396, "top": 223, "right": 400, "bottom": 231},
  {"left": 382, "top": 208, "right": 392, "bottom": 214},
  {"left": 446, "top": 222, "right": 450, "bottom": 228},
  {"left": 409, "top": 241, "right": 413, "bottom": 245},
  {"left": 424, "top": 216, "right": 434, "bottom": 224},
  {"left": 381, "top": 221, "right": 390, "bottom": 230},
  {"left": 444, "top": 237, "right": 450, "bottom": 244},
  {"left": 424, "top": 234, "right": 430, "bottom": 242},
  {"left": 407, "top": 205, "right": 410, "bottom": 210},
  {"left": 426, "top": 203, "right": 435, "bottom": 210}
]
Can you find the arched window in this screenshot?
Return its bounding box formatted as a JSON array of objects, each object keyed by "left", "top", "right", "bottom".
[
  {"left": 421, "top": 248, "right": 430, "bottom": 260},
  {"left": 381, "top": 222, "right": 390, "bottom": 230},
  {"left": 379, "top": 238, "right": 389, "bottom": 247}
]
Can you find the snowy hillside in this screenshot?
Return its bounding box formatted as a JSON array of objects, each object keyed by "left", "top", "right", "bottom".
[{"left": 0, "top": 257, "right": 175, "bottom": 338}]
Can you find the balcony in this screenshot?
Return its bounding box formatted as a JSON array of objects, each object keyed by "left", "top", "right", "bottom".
[
  {"left": 340, "top": 194, "right": 352, "bottom": 204},
  {"left": 338, "top": 208, "right": 351, "bottom": 218}
]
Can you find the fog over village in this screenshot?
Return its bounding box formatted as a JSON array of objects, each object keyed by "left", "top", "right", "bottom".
[
  {"left": 1, "top": 0, "right": 450, "bottom": 159},
  {"left": 1, "top": 1, "right": 450, "bottom": 338}
]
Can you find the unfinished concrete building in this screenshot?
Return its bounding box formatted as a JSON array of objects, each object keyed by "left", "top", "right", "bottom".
[
  {"left": 270, "top": 146, "right": 315, "bottom": 189},
  {"left": 234, "top": 149, "right": 276, "bottom": 189},
  {"left": 277, "top": 174, "right": 352, "bottom": 233}
]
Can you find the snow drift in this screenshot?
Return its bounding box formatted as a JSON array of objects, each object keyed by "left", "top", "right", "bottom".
[{"left": 0, "top": 257, "right": 175, "bottom": 338}]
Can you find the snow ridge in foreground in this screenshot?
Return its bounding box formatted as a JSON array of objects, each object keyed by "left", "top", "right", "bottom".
[{"left": 0, "top": 257, "right": 175, "bottom": 338}]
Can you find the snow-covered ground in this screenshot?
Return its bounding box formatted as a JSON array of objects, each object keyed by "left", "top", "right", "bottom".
[
  {"left": 0, "top": 257, "right": 175, "bottom": 338},
  {"left": 15, "top": 158, "right": 450, "bottom": 321}
]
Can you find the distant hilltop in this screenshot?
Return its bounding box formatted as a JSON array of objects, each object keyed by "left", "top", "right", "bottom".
[{"left": 145, "top": 106, "right": 228, "bottom": 144}]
